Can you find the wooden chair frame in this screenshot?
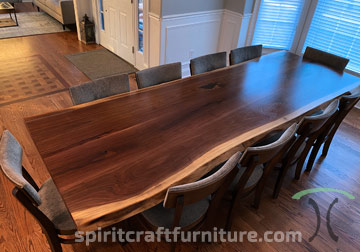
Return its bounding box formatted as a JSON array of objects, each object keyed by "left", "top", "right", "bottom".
[
  {"left": 306, "top": 92, "right": 360, "bottom": 172},
  {"left": 11, "top": 167, "right": 77, "bottom": 252},
  {"left": 138, "top": 153, "right": 241, "bottom": 251},
  {"left": 273, "top": 100, "right": 340, "bottom": 199},
  {"left": 226, "top": 124, "right": 297, "bottom": 230}
]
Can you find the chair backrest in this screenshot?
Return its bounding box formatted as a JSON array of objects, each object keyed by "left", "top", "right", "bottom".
[
  {"left": 229, "top": 45, "right": 262, "bottom": 66},
  {"left": 69, "top": 74, "right": 130, "bottom": 105},
  {"left": 320, "top": 86, "right": 360, "bottom": 139},
  {"left": 340, "top": 85, "right": 360, "bottom": 112},
  {"left": 190, "top": 52, "right": 227, "bottom": 76},
  {"left": 240, "top": 123, "right": 297, "bottom": 167},
  {"left": 229, "top": 123, "right": 297, "bottom": 199},
  {"left": 297, "top": 99, "right": 340, "bottom": 136},
  {"left": 0, "top": 130, "right": 41, "bottom": 205},
  {"left": 281, "top": 99, "right": 339, "bottom": 168},
  {"left": 303, "top": 47, "right": 349, "bottom": 72},
  {"left": 136, "top": 62, "right": 182, "bottom": 89},
  {"left": 164, "top": 152, "right": 241, "bottom": 208}
]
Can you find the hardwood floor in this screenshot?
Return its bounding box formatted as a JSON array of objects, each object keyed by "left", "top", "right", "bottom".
[{"left": 1, "top": 31, "right": 360, "bottom": 252}]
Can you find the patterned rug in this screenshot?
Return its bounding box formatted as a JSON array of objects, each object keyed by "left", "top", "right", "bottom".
[
  {"left": 0, "top": 12, "right": 70, "bottom": 39},
  {"left": 0, "top": 55, "right": 69, "bottom": 106}
]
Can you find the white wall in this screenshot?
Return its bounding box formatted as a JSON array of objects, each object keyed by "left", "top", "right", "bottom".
[
  {"left": 160, "top": 10, "right": 223, "bottom": 76},
  {"left": 73, "top": 0, "right": 93, "bottom": 41},
  {"left": 159, "top": 9, "right": 252, "bottom": 77},
  {"left": 162, "top": 0, "right": 225, "bottom": 16}
]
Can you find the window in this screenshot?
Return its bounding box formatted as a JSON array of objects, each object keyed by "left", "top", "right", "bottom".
[
  {"left": 252, "top": 0, "right": 305, "bottom": 50},
  {"left": 303, "top": 0, "right": 360, "bottom": 73},
  {"left": 138, "top": 0, "right": 144, "bottom": 52},
  {"left": 99, "top": 0, "right": 105, "bottom": 30}
]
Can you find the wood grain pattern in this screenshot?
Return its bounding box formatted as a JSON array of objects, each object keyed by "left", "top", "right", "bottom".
[{"left": 24, "top": 51, "right": 360, "bottom": 231}]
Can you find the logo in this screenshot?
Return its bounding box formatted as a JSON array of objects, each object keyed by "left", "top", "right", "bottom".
[{"left": 292, "top": 188, "right": 355, "bottom": 242}]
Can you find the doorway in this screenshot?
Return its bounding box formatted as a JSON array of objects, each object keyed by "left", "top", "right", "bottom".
[{"left": 99, "top": 0, "right": 135, "bottom": 65}]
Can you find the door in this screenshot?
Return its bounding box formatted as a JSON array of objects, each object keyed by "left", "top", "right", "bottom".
[{"left": 100, "top": 0, "right": 135, "bottom": 65}]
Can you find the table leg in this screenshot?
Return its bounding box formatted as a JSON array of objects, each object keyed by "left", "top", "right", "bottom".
[{"left": 13, "top": 11, "right": 18, "bottom": 26}]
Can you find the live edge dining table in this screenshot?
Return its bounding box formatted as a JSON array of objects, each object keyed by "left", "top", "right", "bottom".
[{"left": 25, "top": 51, "right": 360, "bottom": 231}]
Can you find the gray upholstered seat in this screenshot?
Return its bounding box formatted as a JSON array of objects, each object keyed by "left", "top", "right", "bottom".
[
  {"left": 141, "top": 197, "right": 210, "bottom": 229},
  {"left": 38, "top": 178, "right": 76, "bottom": 231},
  {"left": 303, "top": 47, "right": 349, "bottom": 72},
  {"left": 136, "top": 62, "right": 182, "bottom": 89},
  {"left": 230, "top": 45, "right": 263, "bottom": 65},
  {"left": 230, "top": 164, "right": 264, "bottom": 191},
  {"left": 69, "top": 74, "right": 130, "bottom": 105},
  {"left": 190, "top": 52, "right": 227, "bottom": 75}
]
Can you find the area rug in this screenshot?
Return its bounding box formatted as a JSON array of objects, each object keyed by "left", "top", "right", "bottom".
[
  {"left": 65, "top": 49, "right": 138, "bottom": 80},
  {"left": 0, "top": 12, "right": 70, "bottom": 39},
  {"left": 0, "top": 55, "right": 69, "bottom": 106}
]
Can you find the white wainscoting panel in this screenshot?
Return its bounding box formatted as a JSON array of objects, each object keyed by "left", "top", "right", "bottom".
[
  {"left": 160, "top": 10, "right": 223, "bottom": 77},
  {"left": 237, "top": 13, "right": 252, "bottom": 48},
  {"left": 218, "top": 10, "right": 243, "bottom": 54}
]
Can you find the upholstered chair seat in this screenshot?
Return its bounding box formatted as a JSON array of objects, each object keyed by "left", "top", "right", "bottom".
[
  {"left": 141, "top": 196, "right": 210, "bottom": 229},
  {"left": 229, "top": 164, "right": 264, "bottom": 191},
  {"left": 38, "top": 178, "right": 76, "bottom": 231},
  {"left": 69, "top": 74, "right": 130, "bottom": 105}
]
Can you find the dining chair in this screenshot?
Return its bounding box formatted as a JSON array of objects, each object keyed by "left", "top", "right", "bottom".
[
  {"left": 225, "top": 123, "right": 297, "bottom": 230},
  {"left": 190, "top": 52, "right": 227, "bottom": 76},
  {"left": 138, "top": 151, "right": 241, "bottom": 251},
  {"left": 136, "top": 62, "right": 182, "bottom": 89},
  {"left": 272, "top": 99, "right": 340, "bottom": 199},
  {"left": 0, "top": 130, "right": 77, "bottom": 252},
  {"left": 69, "top": 73, "right": 130, "bottom": 105},
  {"left": 306, "top": 86, "right": 360, "bottom": 172},
  {"left": 229, "top": 45, "right": 263, "bottom": 65},
  {"left": 303, "top": 47, "right": 349, "bottom": 72}
]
